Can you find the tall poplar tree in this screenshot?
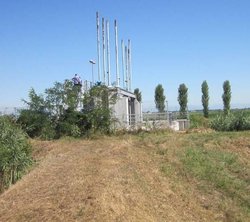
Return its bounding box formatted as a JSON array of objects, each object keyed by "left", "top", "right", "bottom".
[
  {"left": 201, "top": 81, "right": 209, "bottom": 118},
  {"left": 222, "top": 80, "right": 231, "bottom": 115},
  {"left": 155, "top": 84, "right": 165, "bottom": 112},
  {"left": 178, "top": 83, "right": 188, "bottom": 117}
]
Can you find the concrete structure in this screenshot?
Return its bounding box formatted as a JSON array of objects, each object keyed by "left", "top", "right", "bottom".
[{"left": 109, "top": 87, "right": 142, "bottom": 129}]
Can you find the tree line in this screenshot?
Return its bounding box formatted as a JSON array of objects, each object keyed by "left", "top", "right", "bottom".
[{"left": 153, "top": 80, "right": 232, "bottom": 117}]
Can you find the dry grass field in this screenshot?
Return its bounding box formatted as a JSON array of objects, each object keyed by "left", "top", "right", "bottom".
[{"left": 0, "top": 130, "right": 249, "bottom": 221}]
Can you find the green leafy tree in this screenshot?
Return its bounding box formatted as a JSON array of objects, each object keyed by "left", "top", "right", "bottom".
[
  {"left": 134, "top": 88, "right": 142, "bottom": 102},
  {"left": 178, "top": 83, "right": 188, "bottom": 117},
  {"left": 222, "top": 80, "right": 231, "bottom": 116},
  {"left": 23, "top": 88, "right": 46, "bottom": 112},
  {"left": 201, "top": 81, "right": 209, "bottom": 118},
  {"left": 83, "top": 85, "right": 117, "bottom": 134},
  {"left": 45, "top": 80, "right": 81, "bottom": 116},
  {"left": 18, "top": 88, "right": 53, "bottom": 138},
  {"left": 18, "top": 79, "right": 117, "bottom": 138},
  {"left": 44, "top": 82, "right": 64, "bottom": 117},
  {"left": 155, "top": 84, "right": 166, "bottom": 112}
]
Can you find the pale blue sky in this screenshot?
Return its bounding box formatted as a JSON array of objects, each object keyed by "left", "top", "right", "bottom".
[{"left": 0, "top": 0, "right": 249, "bottom": 111}]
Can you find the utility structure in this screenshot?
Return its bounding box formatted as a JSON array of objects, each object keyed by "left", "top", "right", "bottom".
[
  {"left": 91, "top": 12, "right": 189, "bottom": 131},
  {"left": 95, "top": 12, "right": 142, "bottom": 128}
]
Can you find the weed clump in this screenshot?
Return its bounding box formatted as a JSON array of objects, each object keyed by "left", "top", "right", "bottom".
[
  {"left": 210, "top": 112, "right": 250, "bottom": 131},
  {"left": 0, "top": 116, "right": 32, "bottom": 192}
]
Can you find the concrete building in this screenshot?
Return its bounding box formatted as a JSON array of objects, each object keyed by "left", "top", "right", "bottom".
[{"left": 109, "top": 87, "right": 142, "bottom": 129}]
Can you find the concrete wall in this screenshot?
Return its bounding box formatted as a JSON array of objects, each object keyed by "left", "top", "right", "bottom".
[{"left": 111, "top": 96, "right": 129, "bottom": 127}]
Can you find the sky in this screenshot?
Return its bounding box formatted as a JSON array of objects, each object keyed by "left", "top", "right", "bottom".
[{"left": 0, "top": 0, "right": 250, "bottom": 111}]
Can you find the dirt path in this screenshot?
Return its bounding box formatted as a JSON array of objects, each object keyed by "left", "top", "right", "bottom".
[{"left": 0, "top": 137, "right": 213, "bottom": 221}]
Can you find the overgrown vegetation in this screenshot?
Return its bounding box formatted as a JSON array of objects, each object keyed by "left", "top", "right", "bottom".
[
  {"left": 17, "top": 81, "right": 116, "bottom": 139},
  {"left": 210, "top": 111, "right": 250, "bottom": 131},
  {"left": 0, "top": 116, "right": 32, "bottom": 192},
  {"left": 189, "top": 109, "right": 250, "bottom": 132}
]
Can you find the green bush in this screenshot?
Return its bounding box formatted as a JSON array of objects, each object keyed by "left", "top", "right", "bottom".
[
  {"left": 55, "top": 108, "right": 87, "bottom": 137},
  {"left": 189, "top": 112, "right": 209, "bottom": 128},
  {"left": 0, "top": 116, "right": 32, "bottom": 191},
  {"left": 210, "top": 112, "right": 250, "bottom": 131},
  {"left": 40, "top": 122, "right": 57, "bottom": 140},
  {"left": 17, "top": 109, "right": 53, "bottom": 138}
]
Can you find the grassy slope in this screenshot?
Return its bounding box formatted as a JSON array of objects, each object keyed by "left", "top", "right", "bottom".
[{"left": 0, "top": 131, "right": 249, "bottom": 221}]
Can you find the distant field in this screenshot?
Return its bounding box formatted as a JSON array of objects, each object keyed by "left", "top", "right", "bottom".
[{"left": 0, "top": 130, "right": 249, "bottom": 221}]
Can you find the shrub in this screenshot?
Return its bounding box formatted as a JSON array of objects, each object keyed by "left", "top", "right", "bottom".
[
  {"left": 210, "top": 112, "right": 250, "bottom": 131},
  {"left": 0, "top": 116, "right": 32, "bottom": 191},
  {"left": 17, "top": 109, "right": 53, "bottom": 138},
  {"left": 189, "top": 112, "right": 209, "bottom": 128},
  {"left": 40, "top": 122, "right": 57, "bottom": 140}
]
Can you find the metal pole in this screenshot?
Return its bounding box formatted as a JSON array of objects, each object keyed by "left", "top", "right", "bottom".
[
  {"left": 102, "top": 18, "right": 106, "bottom": 85},
  {"left": 92, "top": 63, "right": 94, "bottom": 83},
  {"left": 96, "top": 12, "right": 101, "bottom": 81},
  {"left": 106, "top": 20, "right": 111, "bottom": 86},
  {"left": 125, "top": 45, "right": 128, "bottom": 90},
  {"left": 114, "top": 20, "right": 120, "bottom": 87},
  {"left": 121, "top": 40, "right": 126, "bottom": 89},
  {"left": 128, "top": 39, "right": 132, "bottom": 91}
]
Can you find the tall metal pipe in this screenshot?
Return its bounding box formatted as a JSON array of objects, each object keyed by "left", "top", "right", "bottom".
[
  {"left": 96, "top": 12, "right": 101, "bottom": 81},
  {"left": 106, "top": 20, "right": 111, "bottom": 86},
  {"left": 128, "top": 39, "right": 132, "bottom": 91},
  {"left": 121, "top": 40, "right": 125, "bottom": 89},
  {"left": 125, "top": 45, "right": 128, "bottom": 91},
  {"left": 114, "top": 20, "right": 120, "bottom": 87},
  {"left": 102, "top": 18, "right": 106, "bottom": 84}
]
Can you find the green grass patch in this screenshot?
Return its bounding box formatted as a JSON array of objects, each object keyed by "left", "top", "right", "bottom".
[{"left": 181, "top": 147, "right": 250, "bottom": 213}]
